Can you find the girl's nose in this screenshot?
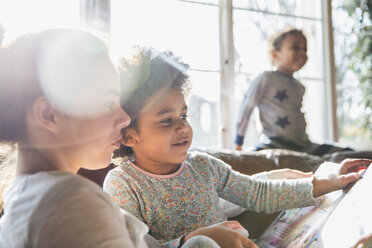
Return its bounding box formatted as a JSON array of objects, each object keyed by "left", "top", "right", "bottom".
[
  {"left": 114, "top": 107, "right": 131, "bottom": 129},
  {"left": 175, "top": 119, "right": 189, "bottom": 134}
]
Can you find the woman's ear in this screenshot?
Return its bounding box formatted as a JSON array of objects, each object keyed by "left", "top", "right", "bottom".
[
  {"left": 121, "top": 128, "right": 138, "bottom": 147},
  {"left": 32, "top": 96, "right": 58, "bottom": 133}
]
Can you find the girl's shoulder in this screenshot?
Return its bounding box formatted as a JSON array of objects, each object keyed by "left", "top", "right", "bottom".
[
  {"left": 187, "top": 149, "right": 230, "bottom": 169},
  {"left": 187, "top": 149, "right": 215, "bottom": 162},
  {"left": 107, "top": 161, "right": 135, "bottom": 177}
]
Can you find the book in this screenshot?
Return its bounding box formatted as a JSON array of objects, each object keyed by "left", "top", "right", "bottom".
[{"left": 255, "top": 161, "right": 371, "bottom": 248}]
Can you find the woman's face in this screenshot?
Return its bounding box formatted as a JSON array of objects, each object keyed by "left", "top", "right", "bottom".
[{"left": 54, "top": 64, "right": 131, "bottom": 171}]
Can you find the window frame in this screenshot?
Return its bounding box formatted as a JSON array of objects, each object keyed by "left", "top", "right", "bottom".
[{"left": 82, "top": 0, "right": 339, "bottom": 149}]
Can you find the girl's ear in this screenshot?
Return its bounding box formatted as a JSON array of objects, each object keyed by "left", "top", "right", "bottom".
[
  {"left": 32, "top": 97, "right": 58, "bottom": 133},
  {"left": 121, "top": 128, "right": 139, "bottom": 147}
]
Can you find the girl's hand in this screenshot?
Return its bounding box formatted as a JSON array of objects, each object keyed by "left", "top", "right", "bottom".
[
  {"left": 184, "top": 221, "right": 258, "bottom": 248},
  {"left": 338, "top": 158, "right": 371, "bottom": 175},
  {"left": 312, "top": 159, "right": 372, "bottom": 198},
  {"left": 352, "top": 232, "right": 372, "bottom": 248},
  {"left": 267, "top": 168, "right": 313, "bottom": 179}
]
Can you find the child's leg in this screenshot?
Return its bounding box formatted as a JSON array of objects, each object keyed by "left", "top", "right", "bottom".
[
  {"left": 182, "top": 236, "right": 220, "bottom": 248},
  {"left": 254, "top": 142, "right": 275, "bottom": 151},
  {"left": 255, "top": 137, "right": 304, "bottom": 152},
  {"left": 309, "top": 143, "right": 354, "bottom": 156}
]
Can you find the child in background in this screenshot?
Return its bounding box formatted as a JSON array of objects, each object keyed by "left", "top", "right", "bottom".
[
  {"left": 234, "top": 27, "right": 353, "bottom": 155},
  {"left": 104, "top": 47, "right": 370, "bottom": 248}
]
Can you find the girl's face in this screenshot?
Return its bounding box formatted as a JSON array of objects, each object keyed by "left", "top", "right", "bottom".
[
  {"left": 273, "top": 33, "right": 308, "bottom": 76},
  {"left": 129, "top": 88, "right": 193, "bottom": 174},
  {"left": 56, "top": 76, "right": 131, "bottom": 171}
]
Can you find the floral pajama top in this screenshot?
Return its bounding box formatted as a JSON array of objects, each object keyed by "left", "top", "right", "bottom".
[{"left": 104, "top": 151, "right": 316, "bottom": 248}]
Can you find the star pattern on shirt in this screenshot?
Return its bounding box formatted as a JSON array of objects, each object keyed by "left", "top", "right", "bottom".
[
  {"left": 274, "top": 90, "right": 288, "bottom": 102},
  {"left": 276, "top": 116, "right": 291, "bottom": 129}
]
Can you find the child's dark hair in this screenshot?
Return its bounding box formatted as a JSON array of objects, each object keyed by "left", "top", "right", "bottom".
[
  {"left": 113, "top": 47, "right": 191, "bottom": 159},
  {"left": 268, "top": 27, "right": 306, "bottom": 52}
]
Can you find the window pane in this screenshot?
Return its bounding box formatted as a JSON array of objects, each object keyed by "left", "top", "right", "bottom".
[
  {"left": 232, "top": 2, "right": 325, "bottom": 147},
  {"left": 332, "top": 0, "right": 372, "bottom": 149},
  {"left": 233, "top": 9, "right": 323, "bottom": 79},
  {"left": 111, "top": 0, "right": 221, "bottom": 148},
  {"left": 111, "top": 0, "right": 220, "bottom": 71},
  {"left": 188, "top": 71, "right": 221, "bottom": 148},
  {"left": 0, "top": 0, "right": 79, "bottom": 43},
  {"left": 233, "top": 0, "right": 322, "bottom": 19},
  {"left": 301, "top": 78, "right": 324, "bottom": 142}
]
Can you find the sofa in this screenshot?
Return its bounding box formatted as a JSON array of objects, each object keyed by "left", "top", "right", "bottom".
[{"left": 1, "top": 143, "right": 371, "bottom": 238}]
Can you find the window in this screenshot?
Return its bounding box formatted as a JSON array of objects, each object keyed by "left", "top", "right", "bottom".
[
  {"left": 111, "top": 0, "right": 222, "bottom": 148},
  {"left": 232, "top": 0, "right": 325, "bottom": 149},
  {"left": 0, "top": 0, "right": 79, "bottom": 44},
  {"left": 110, "top": 0, "right": 343, "bottom": 150},
  {"left": 2, "top": 0, "right": 362, "bottom": 150},
  {"left": 332, "top": 0, "right": 372, "bottom": 150}
]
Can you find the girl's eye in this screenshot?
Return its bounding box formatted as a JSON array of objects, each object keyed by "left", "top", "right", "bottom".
[
  {"left": 161, "top": 118, "right": 172, "bottom": 124},
  {"left": 181, "top": 114, "right": 189, "bottom": 121}
]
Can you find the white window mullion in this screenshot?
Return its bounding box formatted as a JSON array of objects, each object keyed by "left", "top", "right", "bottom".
[
  {"left": 321, "top": 0, "right": 338, "bottom": 141},
  {"left": 219, "top": 0, "right": 235, "bottom": 149},
  {"left": 80, "top": 0, "right": 110, "bottom": 34}
]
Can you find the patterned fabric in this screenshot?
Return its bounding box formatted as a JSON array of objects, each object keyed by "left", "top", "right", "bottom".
[
  {"left": 235, "top": 70, "right": 311, "bottom": 147},
  {"left": 104, "top": 151, "right": 316, "bottom": 248},
  {"left": 181, "top": 236, "right": 219, "bottom": 248}
]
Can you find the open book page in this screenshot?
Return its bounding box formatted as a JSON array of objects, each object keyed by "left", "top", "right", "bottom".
[
  {"left": 255, "top": 161, "right": 370, "bottom": 248},
  {"left": 319, "top": 164, "right": 372, "bottom": 247}
]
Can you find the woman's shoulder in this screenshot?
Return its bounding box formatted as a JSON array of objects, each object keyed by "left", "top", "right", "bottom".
[
  {"left": 1, "top": 171, "right": 116, "bottom": 247},
  {"left": 5, "top": 171, "right": 106, "bottom": 208}
]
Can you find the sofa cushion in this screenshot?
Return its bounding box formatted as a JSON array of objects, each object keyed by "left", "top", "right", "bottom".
[{"left": 1, "top": 143, "right": 371, "bottom": 235}]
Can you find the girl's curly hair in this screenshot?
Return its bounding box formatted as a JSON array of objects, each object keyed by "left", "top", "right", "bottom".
[{"left": 113, "top": 47, "right": 191, "bottom": 160}]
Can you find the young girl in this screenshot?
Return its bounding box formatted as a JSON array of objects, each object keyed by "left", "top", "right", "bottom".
[
  {"left": 104, "top": 47, "right": 371, "bottom": 248},
  {"left": 0, "top": 29, "right": 234, "bottom": 248},
  {"left": 234, "top": 27, "right": 353, "bottom": 155}
]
